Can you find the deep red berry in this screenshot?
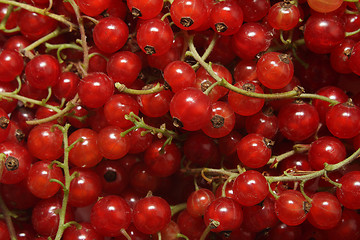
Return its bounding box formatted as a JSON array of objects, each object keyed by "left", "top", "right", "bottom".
[
  {"left": 91, "top": 195, "right": 132, "bottom": 237},
  {"left": 170, "top": 87, "right": 212, "bottom": 131},
  {"left": 236, "top": 133, "right": 272, "bottom": 168},
  {"left": 307, "top": 192, "right": 342, "bottom": 229},
  {"left": 78, "top": 72, "right": 114, "bottom": 109},
  {"left": 274, "top": 190, "right": 309, "bottom": 226},
  {"left": 204, "top": 197, "right": 243, "bottom": 232},
  {"left": 308, "top": 136, "right": 346, "bottom": 170},
  {"left": 133, "top": 196, "right": 171, "bottom": 234},
  {"left": 210, "top": 1, "right": 243, "bottom": 36},
  {"left": 326, "top": 101, "right": 360, "bottom": 139},
  {"left": 107, "top": 51, "right": 142, "bottom": 86},
  {"left": 93, "top": 17, "right": 129, "bottom": 53},
  {"left": 257, "top": 52, "right": 294, "bottom": 89},
  {"left": 144, "top": 139, "right": 181, "bottom": 177},
  {"left": 336, "top": 171, "right": 360, "bottom": 209},
  {"left": 278, "top": 101, "right": 320, "bottom": 141},
  {"left": 233, "top": 170, "right": 269, "bottom": 206},
  {"left": 137, "top": 19, "right": 173, "bottom": 56},
  {"left": 25, "top": 55, "right": 60, "bottom": 90},
  {"left": 27, "top": 161, "right": 63, "bottom": 199}
]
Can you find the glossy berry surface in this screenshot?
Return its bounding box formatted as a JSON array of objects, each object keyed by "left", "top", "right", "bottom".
[
  {"left": 204, "top": 197, "right": 243, "bottom": 232},
  {"left": 133, "top": 196, "right": 171, "bottom": 234},
  {"left": 90, "top": 195, "right": 132, "bottom": 237},
  {"left": 336, "top": 171, "right": 360, "bottom": 209}
]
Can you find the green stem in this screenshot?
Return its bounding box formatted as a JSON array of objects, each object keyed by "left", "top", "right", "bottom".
[
  {"left": 0, "top": 0, "right": 77, "bottom": 30},
  {"left": 0, "top": 194, "right": 17, "bottom": 240},
  {"left": 115, "top": 82, "right": 164, "bottom": 95},
  {"left": 170, "top": 203, "right": 187, "bottom": 216},
  {"left": 121, "top": 112, "right": 178, "bottom": 141},
  {"left": 267, "top": 144, "right": 310, "bottom": 167},
  {"left": 24, "top": 28, "right": 68, "bottom": 52},
  {"left": 0, "top": 91, "right": 61, "bottom": 113},
  {"left": 267, "top": 146, "right": 360, "bottom": 183},
  {"left": 300, "top": 181, "right": 312, "bottom": 203},
  {"left": 191, "top": 32, "right": 219, "bottom": 70},
  {"left": 120, "top": 229, "right": 132, "bottom": 240},
  {"left": 177, "top": 233, "right": 190, "bottom": 240},
  {"left": 204, "top": 80, "right": 220, "bottom": 95},
  {"left": 53, "top": 124, "right": 77, "bottom": 240},
  {"left": 346, "top": 27, "right": 360, "bottom": 37},
  {"left": 297, "top": 93, "right": 340, "bottom": 105}
]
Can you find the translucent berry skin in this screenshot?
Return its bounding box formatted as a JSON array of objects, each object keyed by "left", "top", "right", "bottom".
[
  {"left": 26, "top": 161, "right": 63, "bottom": 199},
  {"left": 236, "top": 133, "right": 271, "bottom": 168},
  {"left": 0, "top": 220, "right": 9, "bottom": 240},
  {"left": 127, "top": 0, "right": 163, "bottom": 19},
  {"left": 245, "top": 109, "right": 278, "bottom": 139},
  {"left": 91, "top": 195, "right": 132, "bottom": 237},
  {"left": 349, "top": 41, "right": 360, "bottom": 76},
  {"left": 144, "top": 139, "right": 181, "bottom": 177},
  {"left": 137, "top": 19, "right": 173, "bottom": 56},
  {"left": 204, "top": 197, "right": 243, "bottom": 232},
  {"left": 17, "top": 10, "right": 57, "bottom": 40},
  {"left": 133, "top": 196, "right": 171, "bottom": 234},
  {"left": 77, "top": 0, "right": 111, "bottom": 16},
  {"left": 257, "top": 52, "right": 294, "bottom": 89},
  {"left": 325, "top": 209, "right": 360, "bottom": 240},
  {"left": 201, "top": 101, "right": 235, "bottom": 139},
  {"left": 68, "top": 128, "right": 102, "bottom": 168},
  {"left": 330, "top": 39, "right": 355, "bottom": 74},
  {"left": 210, "top": 1, "right": 243, "bottom": 36},
  {"left": 232, "top": 22, "right": 271, "bottom": 60},
  {"left": 0, "top": 49, "right": 24, "bottom": 82},
  {"left": 104, "top": 94, "right": 140, "bottom": 128},
  {"left": 238, "top": 0, "right": 270, "bottom": 22},
  {"left": 336, "top": 171, "right": 360, "bottom": 209},
  {"left": 278, "top": 101, "right": 320, "bottom": 141},
  {"left": 68, "top": 168, "right": 102, "bottom": 208},
  {"left": 78, "top": 72, "right": 114, "bottom": 109},
  {"left": 312, "top": 86, "right": 348, "bottom": 123},
  {"left": 53, "top": 72, "right": 79, "bottom": 101},
  {"left": 95, "top": 159, "right": 128, "bottom": 195},
  {"left": 107, "top": 51, "right": 142, "bottom": 86},
  {"left": 97, "top": 126, "right": 130, "bottom": 160},
  {"left": 25, "top": 55, "right": 61, "bottom": 90},
  {"left": 177, "top": 210, "right": 206, "bottom": 240},
  {"left": 233, "top": 170, "right": 268, "bottom": 207},
  {"left": 31, "top": 197, "right": 74, "bottom": 237},
  {"left": 326, "top": 102, "right": 360, "bottom": 139},
  {"left": 304, "top": 15, "right": 345, "bottom": 54},
  {"left": 0, "top": 142, "right": 33, "bottom": 185},
  {"left": 307, "top": 192, "right": 342, "bottom": 230},
  {"left": 170, "top": 87, "right": 212, "bottom": 131},
  {"left": 308, "top": 136, "right": 346, "bottom": 170},
  {"left": 307, "top": 0, "right": 343, "bottom": 13},
  {"left": 274, "top": 190, "right": 308, "bottom": 226},
  {"left": 170, "top": 0, "right": 208, "bottom": 30},
  {"left": 93, "top": 17, "right": 129, "bottom": 54},
  {"left": 267, "top": 2, "right": 300, "bottom": 31},
  {"left": 187, "top": 188, "right": 215, "bottom": 217},
  {"left": 163, "top": 61, "right": 196, "bottom": 93},
  {"left": 63, "top": 222, "right": 104, "bottom": 240},
  {"left": 228, "top": 81, "right": 265, "bottom": 116},
  {"left": 27, "top": 123, "right": 63, "bottom": 161},
  {"left": 137, "top": 84, "right": 173, "bottom": 118}
]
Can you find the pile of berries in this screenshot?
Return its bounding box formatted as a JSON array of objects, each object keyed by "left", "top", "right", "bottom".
[{"left": 0, "top": 0, "right": 360, "bottom": 239}]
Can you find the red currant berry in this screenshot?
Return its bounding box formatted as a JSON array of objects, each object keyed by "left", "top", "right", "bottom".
[
  {"left": 137, "top": 19, "right": 173, "bottom": 56},
  {"left": 170, "top": 87, "right": 211, "bottom": 131},
  {"left": 25, "top": 55, "right": 60, "bottom": 90},
  {"left": 93, "top": 17, "right": 129, "bottom": 53},
  {"left": 233, "top": 170, "right": 269, "bottom": 206},
  {"left": 204, "top": 197, "right": 243, "bottom": 232},
  {"left": 78, "top": 72, "right": 114, "bottom": 109},
  {"left": 326, "top": 101, "right": 360, "bottom": 139},
  {"left": 91, "top": 195, "right": 132, "bottom": 237},
  {"left": 133, "top": 196, "right": 171, "bottom": 234}
]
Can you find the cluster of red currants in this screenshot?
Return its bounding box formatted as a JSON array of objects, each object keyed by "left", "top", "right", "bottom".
[{"left": 0, "top": 0, "right": 360, "bottom": 240}]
